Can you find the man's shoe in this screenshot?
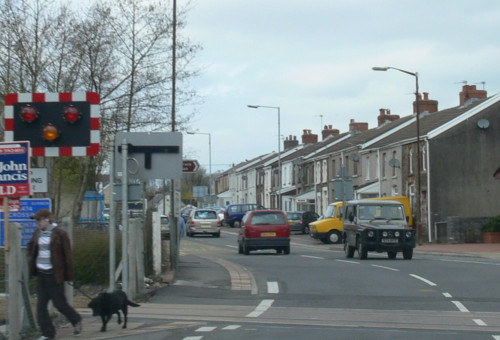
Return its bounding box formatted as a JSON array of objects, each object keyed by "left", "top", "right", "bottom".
[
  {"left": 73, "top": 321, "right": 82, "bottom": 336},
  {"left": 36, "top": 336, "right": 54, "bottom": 340}
]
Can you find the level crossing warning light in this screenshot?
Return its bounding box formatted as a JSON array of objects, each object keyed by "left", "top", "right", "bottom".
[{"left": 3, "top": 92, "right": 100, "bottom": 157}]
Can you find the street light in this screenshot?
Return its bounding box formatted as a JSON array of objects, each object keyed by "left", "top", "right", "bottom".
[
  {"left": 247, "top": 105, "right": 282, "bottom": 210},
  {"left": 372, "top": 66, "right": 422, "bottom": 245},
  {"left": 187, "top": 131, "right": 212, "bottom": 205}
]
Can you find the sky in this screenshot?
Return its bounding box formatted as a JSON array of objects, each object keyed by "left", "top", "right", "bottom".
[{"left": 179, "top": 1, "right": 500, "bottom": 174}]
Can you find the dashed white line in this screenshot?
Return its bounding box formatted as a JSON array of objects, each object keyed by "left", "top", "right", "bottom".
[
  {"left": 492, "top": 335, "right": 500, "bottom": 339},
  {"left": 473, "top": 319, "right": 487, "bottom": 326},
  {"left": 183, "top": 337, "right": 203, "bottom": 340},
  {"left": 301, "top": 255, "right": 325, "bottom": 259},
  {"left": 451, "top": 300, "right": 470, "bottom": 313},
  {"left": 442, "top": 292, "right": 452, "bottom": 298},
  {"left": 223, "top": 325, "right": 241, "bottom": 330},
  {"left": 196, "top": 326, "right": 217, "bottom": 332},
  {"left": 246, "top": 299, "right": 274, "bottom": 317},
  {"left": 410, "top": 274, "right": 437, "bottom": 286},
  {"left": 336, "top": 259, "right": 360, "bottom": 264},
  {"left": 372, "top": 264, "right": 399, "bottom": 271},
  {"left": 267, "top": 281, "right": 279, "bottom": 294},
  {"left": 226, "top": 245, "right": 238, "bottom": 249}
]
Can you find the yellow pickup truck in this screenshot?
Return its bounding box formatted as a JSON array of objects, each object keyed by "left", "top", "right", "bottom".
[{"left": 309, "top": 196, "right": 413, "bottom": 244}]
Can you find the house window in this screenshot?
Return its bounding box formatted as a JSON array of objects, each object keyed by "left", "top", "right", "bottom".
[
  {"left": 353, "top": 157, "right": 358, "bottom": 176},
  {"left": 365, "top": 156, "right": 370, "bottom": 180},
  {"left": 422, "top": 145, "right": 427, "bottom": 171},
  {"left": 382, "top": 153, "right": 386, "bottom": 178},
  {"left": 331, "top": 159, "right": 336, "bottom": 178},
  {"left": 322, "top": 159, "right": 327, "bottom": 183},
  {"left": 392, "top": 150, "right": 397, "bottom": 177},
  {"left": 344, "top": 155, "right": 349, "bottom": 175},
  {"left": 409, "top": 148, "right": 413, "bottom": 175},
  {"left": 315, "top": 161, "right": 321, "bottom": 184}
]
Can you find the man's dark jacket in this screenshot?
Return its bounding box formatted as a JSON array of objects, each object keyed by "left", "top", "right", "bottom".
[{"left": 27, "top": 226, "right": 75, "bottom": 284}]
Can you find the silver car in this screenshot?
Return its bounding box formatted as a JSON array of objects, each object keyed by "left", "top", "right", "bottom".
[{"left": 186, "top": 209, "right": 220, "bottom": 237}]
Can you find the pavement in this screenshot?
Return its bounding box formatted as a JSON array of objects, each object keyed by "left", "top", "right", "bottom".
[{"left": 26, "top": 241, "right": 500, "bottom": 339}]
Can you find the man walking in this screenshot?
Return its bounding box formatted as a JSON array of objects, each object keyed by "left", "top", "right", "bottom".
[{"left": 27, "top": 208, "right": 82, "bottom": 340}]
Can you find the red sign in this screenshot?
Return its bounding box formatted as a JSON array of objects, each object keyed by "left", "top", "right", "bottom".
[
  {"left": 0, "top": 198, "right": 21, "bottom": 211},
  {"left": 182, "top": 160, "right": 200, "bottom": 172}
]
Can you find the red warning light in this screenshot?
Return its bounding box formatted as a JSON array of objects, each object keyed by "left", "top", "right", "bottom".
[
  {"left": 63, "top": 105, "right": 81, "bottom": 124},
  {"left": 20, "top": 105, "right": 39, "bottom": 123}
]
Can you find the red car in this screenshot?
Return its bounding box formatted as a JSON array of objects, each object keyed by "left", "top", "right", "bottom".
[{"left": 238, "top": 210, "right": 290, "bottom": 255}]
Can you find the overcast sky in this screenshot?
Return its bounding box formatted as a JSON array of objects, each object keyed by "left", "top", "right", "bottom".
[{"left": 180, "top": 0, "right": 499, "bottom": 174}]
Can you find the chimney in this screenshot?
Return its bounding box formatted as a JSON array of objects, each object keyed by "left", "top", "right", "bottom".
[
  {"left": 459, "top": 85, "right": 487, "bottom": 106},
  {"left": 349, "top": 119, "right": 368, "bottom": 133},
  {"left": 301, "top": 129, "right": 318, "bottom": 144},
  {"left": 377, "top": 108, "right": 400, "bottom": 126},
  {"left": 321, "top": 125, "right": 339, "bottom": 140},
  {"left": 413, "top": 92, "right": 438, "bottom": 114},
  {"left": 284, "top": 135, "right": 299, "bottom": 150}
]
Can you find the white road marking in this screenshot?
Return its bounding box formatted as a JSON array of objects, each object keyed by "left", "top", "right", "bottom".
[
  {"left": 440, "top": 259, "right": 500, "bottom": 266},
  {"left": 301, "top": 255, "right": 325, "bottom": 259},
  {"left": 410, "top": 274, "right": 437, "bottom": 286},
  {"left": 246, "top": 299, "right": 274, "bottom": 317},
  {"left": 451, "top": 300, "right": 470, "bottom": 312},
  {"left": 336, "top": 259, "right": 360, "bottom": 264},
  {"left": 183, "top": 337, "right": 203, "bottom": 340},
  {"left": 492, "top": 335, "right": 500, "bottom": 339},
  {"left": 442, "top": 292, "right": 452, "bottom": 298},
  {"left": 267, "top": 281, "right": 279, "bottom": 294},
  {"left": 473, "top": 319, "right": 487, "bottom": 326},
  {"left": 223, "top": 325, "right": 241, "bottom": 330},
  {"left": 196, "top": 326, "right": 217, "bottom": 332},
  {"left": 226, "top": 245, "right": 238, "bottom": 249},
  {"left": 372, "top": 265, "right": 399, "bottom": 271}
]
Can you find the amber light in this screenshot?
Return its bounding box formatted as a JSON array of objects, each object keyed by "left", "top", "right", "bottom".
[
  {"left": 20, "top": 105, "right": 39, "bottom": 123},
  {"left": 63, "top": 105, "right": 81, "bottom": 123},
  {"left": 42, "top": 124, "right": 60, "bottom": 141}
]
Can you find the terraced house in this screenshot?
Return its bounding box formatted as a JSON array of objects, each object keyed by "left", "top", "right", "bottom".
[{"left": 214, "top": 85, "right": 500, "bottom": 243}]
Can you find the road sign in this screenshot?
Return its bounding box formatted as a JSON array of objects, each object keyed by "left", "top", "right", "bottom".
[
  {"left": 0, "top": 198, "right": 51, "bottom": 247},
  {"left": 115, "top": 132, "right": 183, "bottom": 180},
  {"left": 0, "top": 141, "right": 31, "bottom": 197},
  {"left": 31, "top": 168, "right": 48, "bottom": 193},
  {"left": 183, "top": 160, "right": 200, "bottom": 172}
]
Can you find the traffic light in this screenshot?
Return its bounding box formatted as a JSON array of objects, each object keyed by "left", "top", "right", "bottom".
[{"left": 4, "top": 92, "right": 100, "bottom": 156}]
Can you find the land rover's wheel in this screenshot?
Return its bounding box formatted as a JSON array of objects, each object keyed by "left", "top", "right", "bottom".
[
  {"left": 233, "top": 220, "right": 241, "bottom": 228},
  {"left": 243, "top": 244, "right": 250, "bottom": 255},
  {"left": 284, "top": 246, "right": 290, "bottom": 255},
  {"left": 238, "top": 243, "right": 243, "bottom": 254},
  {"left": 302, "top": 225, "right": 310, "bottom": 234},
  {"left": 344, "top": 241, "right": 355, "bottom": 258},
  {"left": 403, "top": 248, "right": 413, "bottom": 260},
  {"left": 387, "top": 251, "right": 397, "bottom": 259},
  {"left": 327, "top": 230, "right": 341, "bottom": 244},
  {"left": 358, "top": 242, "right": 368, "bottom": 259}
]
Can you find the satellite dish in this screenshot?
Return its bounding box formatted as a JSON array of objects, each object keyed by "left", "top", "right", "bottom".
[
  {"left": 351, "top": 154, "right": 359, "bottom": 162},
  {"left": 477, "top": 118, "right": 490, "bottom": 129},
  {"left": 389, "top": 158, "right": 400, "bottom": 168}
]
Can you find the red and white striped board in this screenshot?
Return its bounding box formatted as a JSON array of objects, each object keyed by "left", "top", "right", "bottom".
[{"left": 4, "top": 92, "right": 100, "bottom": 157}]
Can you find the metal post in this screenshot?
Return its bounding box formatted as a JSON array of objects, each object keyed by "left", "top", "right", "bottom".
[
  {"left": 121, "top": 140, "right": 129, "bottom": 295},
  {"left": 109, "top": 148, "right": 116, "bottom": 292}
]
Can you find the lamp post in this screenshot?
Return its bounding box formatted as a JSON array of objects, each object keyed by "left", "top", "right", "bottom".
[
  {"left": 187, "top": 131, "right": 212, "bottom": 205},
  {"left": 247, "top": 105, "right": 282, "bottom": 210},
  {"left": 372, "top": 66, "right": 422, "bottom": 245}
]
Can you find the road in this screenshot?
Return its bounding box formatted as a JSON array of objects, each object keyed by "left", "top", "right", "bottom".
[{"left": 70, "top": 228, "right": 500, "bottom": 340}]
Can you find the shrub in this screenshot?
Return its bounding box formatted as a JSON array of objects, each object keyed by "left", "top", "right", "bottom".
[
  {"left": 73, "top": 228, "right": 121, "bottom": 286},
  {"left": 482, "top": 215, "right": 500, "bottom": 232}
]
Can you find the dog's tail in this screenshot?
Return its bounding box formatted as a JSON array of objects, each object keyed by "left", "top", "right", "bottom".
[{"left": 127, "top": 299, "right": 140, "bottom": 307}]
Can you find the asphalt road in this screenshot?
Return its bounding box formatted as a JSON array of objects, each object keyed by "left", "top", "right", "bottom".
[{"left": 56, "top": 229, "right": 500, "bottom": 340}]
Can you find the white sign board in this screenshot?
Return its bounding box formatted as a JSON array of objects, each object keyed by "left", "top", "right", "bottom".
[
  {"left": 30, "top": 168, "right": 48, "bottom": 193},
  {"left": 114, "top": 132, "right": 183, "bottom": 180}
]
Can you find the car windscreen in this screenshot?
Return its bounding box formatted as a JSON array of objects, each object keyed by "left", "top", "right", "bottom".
[
  {"left": 250, "top": 212, "right": 286, "bottom": 225},
  {"left": 194, "top": 210, "right": 217, "bottom": 219},
  {"left": 286, "top": 213, "right": 301, "bottom": 220}
]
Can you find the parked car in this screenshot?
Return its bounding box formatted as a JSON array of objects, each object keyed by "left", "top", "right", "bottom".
[
  {"left": 309, "top": 202, "right": 344, "bottom": 244},
  {"left": 286, "top": 211, "right": 319, "bottom": 234},
  {"left": 343, "top": 199, "right": 416, "bottom": 260},
  {"left": 160, "top": 215, "right": 170, "bottom": 240},
  {"left": 224, "top": 203, "right": 265, "bottom": 228},
  {"left": 238, "top": 210, "right": 290, "bottom": 255},
  {"left": 186, "top": 208, "right": 220, "bottom": 237}
]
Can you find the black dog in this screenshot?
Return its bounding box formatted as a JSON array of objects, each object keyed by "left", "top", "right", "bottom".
[{"left": 88, "top": 290, "right": 140, "bottom": 332}]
